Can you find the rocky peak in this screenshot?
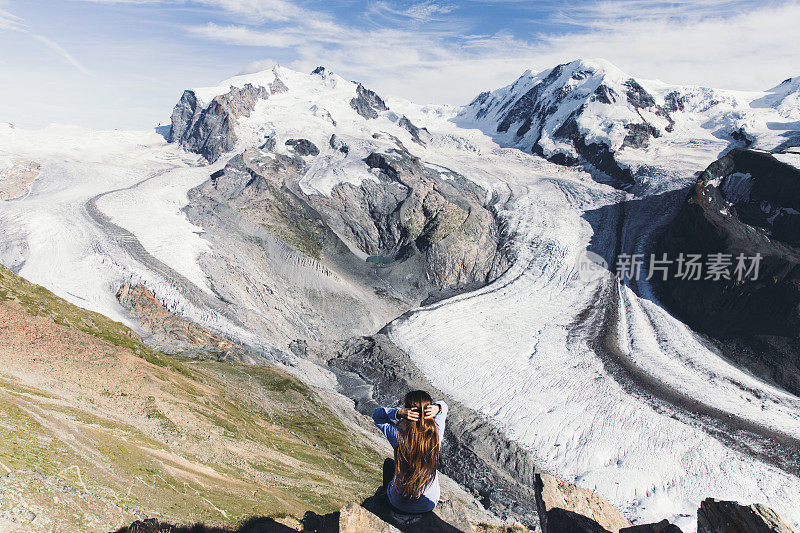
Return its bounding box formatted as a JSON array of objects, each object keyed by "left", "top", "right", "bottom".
[
  {"left": 458, "top": 58, "right": 679, "bottom": 185},
  {"left": 534, "top": 471, "right": 632, "bottom": 533},
  {"left": 457, "top": 58, "right": 781, "bottom": 187},
  {"left": 168, "top": 81, "right": 275, "bottom": 162},
  {"left": 167, "top": 65, "right": 391, "bottom": 162},
  {"left": 350, "top": 82, "right": 390, "bottom": 119}
]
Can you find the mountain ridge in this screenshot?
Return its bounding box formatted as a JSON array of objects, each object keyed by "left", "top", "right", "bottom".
[{"left": 2, "top": 56, "right": 800, "bottom": 532}]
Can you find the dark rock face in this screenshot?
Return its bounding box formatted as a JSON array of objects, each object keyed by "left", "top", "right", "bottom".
[
  {"left": 623, "top": 78, "right": 656, "bottom": 108},
  {"left": 308, "top": 146, "right": 510, "bottom": 291},
  {"left": 621, "top": 520, "right": 683, "bottom": 533},
  {"left": 663, "top": 91, "right": 686, "bottom": 112},
  {"left": 495, "top": 64, "right": 566, "bottom": 135},
  {"left": 549, "top": 113, "right": 637, "bottom": 185},
  {"left": 592, "top": 84, "right": 619, "bottom": 105},
  {"left": 350, "top": 83, "right": 389, "bottom": 119},
  {"left": 168, "top": 83, "right": 270, "bottom": 162},
  {"left": 697, "top": 498, "right": 797, "bottom": 533},
  {"left": 398, "top": 115, "right": 429, "bottom": 145},
  {"left": 285, "top": 138, "right": 319, "bottom": 156},
  {"left": 730, "top": 128, "right": 754, "bottom": 147},
  {"left": 328, "top": 334, "right": 540, "bottom": 527},
  {"left": 189, "top": 146, "right": 509, "bottom": 302},
  {"left": 329, "top": 134, "right": 349, "bottom": 154},
  {"left": 654, "top": 148, "right": 800, "bottom": 394},
  {"left": 623, "top": 122, "right": 661, "bottom": 149}
]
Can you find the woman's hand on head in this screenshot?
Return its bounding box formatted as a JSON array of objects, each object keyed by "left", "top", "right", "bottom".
[
  {"left": 399, "top": 408, "right": 420, "bottom": 422},
  {"left": 424, "top": 404, "right": 440, "bottom": 419}
]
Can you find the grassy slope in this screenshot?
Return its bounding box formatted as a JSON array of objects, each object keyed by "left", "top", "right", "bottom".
[{"left": 0, "top": 265, "right": 382, "bottom": 531}]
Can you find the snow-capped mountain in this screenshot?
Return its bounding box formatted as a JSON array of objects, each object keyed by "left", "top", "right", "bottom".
[
  {"left": 458, "top": 59, "right": 799, "bottom": 186},
  {"left": 756, "top": 75, "right": 800, "bottom": 119},
  {"left": 1, "top": 59, "right": 800, "bottom": 532},
  {"left": 169, "top": 65, "right": 418, "bottom": 170}
]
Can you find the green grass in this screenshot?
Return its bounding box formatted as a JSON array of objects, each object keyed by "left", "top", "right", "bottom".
[
  {"left": 0, "top": 264, "right": 384, "bottom": 529},
  {"left": 144, "top": 396, "right": 179, "bottom": 433},
  {"left": 239, "top": 179, "right": 325, "bottom": 260},
  {"left": 0, "top": 264, "right": 153, "bottom": 356}
]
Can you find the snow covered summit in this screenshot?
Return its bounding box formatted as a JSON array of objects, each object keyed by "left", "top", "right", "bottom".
[
  {"left": 459, "top": 58, "right": 799, "bottom": 186},
  {"left": 168, "top": 64, "right": 399, "bottom": 164}
]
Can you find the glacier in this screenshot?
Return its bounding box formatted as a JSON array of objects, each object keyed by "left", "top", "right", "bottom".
[{"left": 1, "top": 60, "right": 799, "bottom": 531}]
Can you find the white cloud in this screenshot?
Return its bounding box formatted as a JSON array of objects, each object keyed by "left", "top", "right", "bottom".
[
  {"left": 0, "top": 7, "right": 24, "bottom": 30},
  {"left": 6, "top": 0, "right": 800, "bottom": 129},
  {"left": 534, "top": 1, "right": 800, "bottom": 91},
  {"left": 184, "top": 22, "right": 299, "bottom": 47},
  {"left": 76, "top": 0, "right": 162, "bottom": 4},
  {"left": 180, "top": 0, "right": 800, "bottom": 109},
  {"left": 552, "top": 0, "right": 760, "bottom": 28},
  {"left": 75, "top": 0, "right": 313, "bottom": 22},
  {"left": 405, "top": 1, "right": 456, "bottom": 20},
  {"left": 239, "top": 58, "right": 280, "bottom": 74},
  {"left": 194, "top": 0, "right": 304, "bottom": 22},
  {"left": 370, "top": 1, "right": 457, "bottom": 21}
]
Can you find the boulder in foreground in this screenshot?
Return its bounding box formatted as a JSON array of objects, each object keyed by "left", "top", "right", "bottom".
[
  {"left": 697, "top": 498, "right": 798, "bottom": 533},
  {"left": 337, "top": 503, "right": 400, "bottom": 533},
  {"left": 535, "top": 471, "right": 632, "bottom": 533}
]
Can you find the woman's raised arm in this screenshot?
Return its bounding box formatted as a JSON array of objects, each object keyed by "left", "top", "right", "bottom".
[{"left": 372, "top": 406, "right": 400, "bottom": 448}]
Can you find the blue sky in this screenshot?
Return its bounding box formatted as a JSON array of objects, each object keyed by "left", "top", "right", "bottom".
[{"left": 1, "top": 0, "right": 798, "bottom": 129}]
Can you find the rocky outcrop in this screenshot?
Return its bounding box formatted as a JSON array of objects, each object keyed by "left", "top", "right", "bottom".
[
  {"left": 0, "top": 159, "right": 41, "bottom": 201},
  {"left": 622, "top": 122, "right": 661, "bottom": 149},
  {"left": 398, "top": 115, "right": 429, "bottom": 145},
  {"left": 192, "top": 145, "right": 510, "bottom": 300},
  {"left": 329, "top": 134, "right": 350, "bottom": 154},
  {"left": 168, "top": 82, "right": 275, "bottom": 162},
  {"left": 534, "top": 472, "right": 631, "bottom": 533},
  {"left": 654, "top": 148, "right": 800, "bottom": 395},
  {"left": 116, "top": 282, "right": 243, "bottom": 358},
  {"left": 119, "top": 496, "right": 530, "bottom": 533},
  {"left": 350, "top": 83, "right": 389, "bottom": 119},
  {"left": 313, "top": 146, "right": 510, "bottom": 292},
  {"left": 179, "top": 144, "right": 509, "bottom": 348},
  {"left": 285, "top": 138, "right": 320, "bottom": 156},
  {"left": 697, "top": 498, "right": 798, "bottom": 533},
  {"left": 337, "top": 503, "right": 400, "bottom": 533},
  {"left": 182, "top": 148, "right": 405, "bottom": 347}
]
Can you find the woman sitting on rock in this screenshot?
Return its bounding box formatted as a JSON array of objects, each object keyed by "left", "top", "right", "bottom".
[{"left": 372, "top": 390, "right": 448, "bottom": 514}]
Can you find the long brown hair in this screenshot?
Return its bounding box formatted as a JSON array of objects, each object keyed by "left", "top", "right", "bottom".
[{"left": 394, "top": 390, "right": 440, "bottom": 500}]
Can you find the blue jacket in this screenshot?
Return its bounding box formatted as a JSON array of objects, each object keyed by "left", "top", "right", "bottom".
[{"left": 372, "top": 401, "right": 448, "bottom": 513}]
